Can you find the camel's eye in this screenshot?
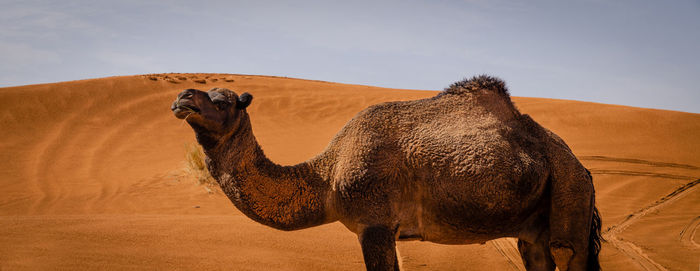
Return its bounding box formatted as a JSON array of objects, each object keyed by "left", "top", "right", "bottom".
[{"left": 214, "top": 100, "right": 229, "bottom": 110}]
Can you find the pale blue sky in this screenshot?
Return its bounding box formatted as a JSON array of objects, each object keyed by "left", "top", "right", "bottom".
[{"left": 2, "top": 0, "right": 699, "bottom": 113}]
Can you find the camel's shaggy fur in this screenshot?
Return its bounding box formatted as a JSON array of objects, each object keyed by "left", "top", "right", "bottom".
[
  {"left": 171, "top": 75, "right": 602, "bottom": 271},
  {"left": 443, "top": 74, "right": 510, "bottom": 98}
]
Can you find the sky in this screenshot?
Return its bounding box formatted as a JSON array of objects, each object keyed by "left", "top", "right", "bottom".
[{"left": 1, "top": 0, "right": 699, "bottom": 113}]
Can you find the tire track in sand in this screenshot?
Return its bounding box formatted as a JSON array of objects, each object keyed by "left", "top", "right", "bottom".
[
  {"left": 603, "top": 179, "right": 700, "bottom": 271},
  {"left": 579, "top": 156, "right": 699, "bottom": 170},
  {"left": 589, "top": 169, "right": 695, "bottom": 180},
  {"left": 679, "top": 216, "right": 700, "bottom": 250},
  {"left": 490, "top": 238, "right": 525, "bottom": 271},
  {"left": 583, "top": 155, "right": 700, "bottom": 270},
  {"left": 490, "top": 155, "right": 699, "bottom": 270}
]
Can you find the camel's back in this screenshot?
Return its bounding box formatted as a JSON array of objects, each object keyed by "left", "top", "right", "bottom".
[
  {"left": 331, "top": 75, "right": 547, "bottom": 182},
  {"left": 364, "top": 83, "right": 547, "bottom": 181}
]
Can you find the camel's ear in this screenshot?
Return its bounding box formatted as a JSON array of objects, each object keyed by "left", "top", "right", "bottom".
[{"left": 237, "top": 92, "right": 253, "bottom": 109}]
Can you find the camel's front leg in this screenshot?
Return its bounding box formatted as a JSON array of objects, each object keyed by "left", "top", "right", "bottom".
[{"left": 358, "top": 226, "right": 399, "bottom": 271}]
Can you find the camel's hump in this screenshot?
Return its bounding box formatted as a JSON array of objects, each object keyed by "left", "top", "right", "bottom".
[{"left": 442, "top": 75, "right": 510, "bottom": 98}]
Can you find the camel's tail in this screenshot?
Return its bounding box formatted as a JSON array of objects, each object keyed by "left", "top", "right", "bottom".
[
  {"left": 587, "top": 204, "right": 603, "bottom": 271},
  {"left": 585, "top": 169, "right": 603, "bottom": 271}
]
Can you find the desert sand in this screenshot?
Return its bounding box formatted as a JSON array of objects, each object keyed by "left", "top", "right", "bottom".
[{"left": 0, "top": 73, "right": 698, "bottom": 270}]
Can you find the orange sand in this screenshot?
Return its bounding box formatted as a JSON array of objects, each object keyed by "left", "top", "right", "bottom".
[{"left": 0, "top": 74, "right": 698, "bottom": 270}]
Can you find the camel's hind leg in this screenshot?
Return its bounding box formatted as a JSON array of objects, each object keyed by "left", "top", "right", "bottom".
[
  {"left": 549, "top": 204, "right": 603, "bottom": 271},
  {"left": 358, "top": 226, "right": 400, "bottom": 271},
  {"left": 518, "top": 231, "right": 555, "bottom": 271},
  {"left": 548, "top": 165, "right": 600, "bottom": 271}
]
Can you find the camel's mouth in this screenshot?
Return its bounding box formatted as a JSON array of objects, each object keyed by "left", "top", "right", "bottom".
[{"left": 172, "top": 99, "right": 200, "bottom": 119}]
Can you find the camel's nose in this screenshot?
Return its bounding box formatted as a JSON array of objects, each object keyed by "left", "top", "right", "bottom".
[
  {"left": 174, "top": 89, "right": 200, "bottom": 108},
  {"left": 173, "top": 89, "right": 197, "bottom": 112}
]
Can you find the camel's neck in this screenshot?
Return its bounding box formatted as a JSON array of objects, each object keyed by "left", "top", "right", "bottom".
[{"left": 202, "top": 118, "right": 332, "bottom": 231}]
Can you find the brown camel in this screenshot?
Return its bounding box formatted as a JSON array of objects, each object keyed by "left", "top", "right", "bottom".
[{"left": 171, "top": 75, "right": 602, "bottom": 271}]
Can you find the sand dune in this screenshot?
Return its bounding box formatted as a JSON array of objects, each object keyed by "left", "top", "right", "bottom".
[{"left": 0, "top": 74, "right": 698, "bottom": 270}]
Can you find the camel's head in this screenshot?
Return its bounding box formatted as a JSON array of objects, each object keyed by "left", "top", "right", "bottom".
[{"left": 171, "top": 88, "right": 253, "bottom": 141}]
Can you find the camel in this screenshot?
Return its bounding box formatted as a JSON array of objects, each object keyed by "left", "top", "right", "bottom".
[{"left": 171, "top": 75, "right": 602, "bottom": 271}]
